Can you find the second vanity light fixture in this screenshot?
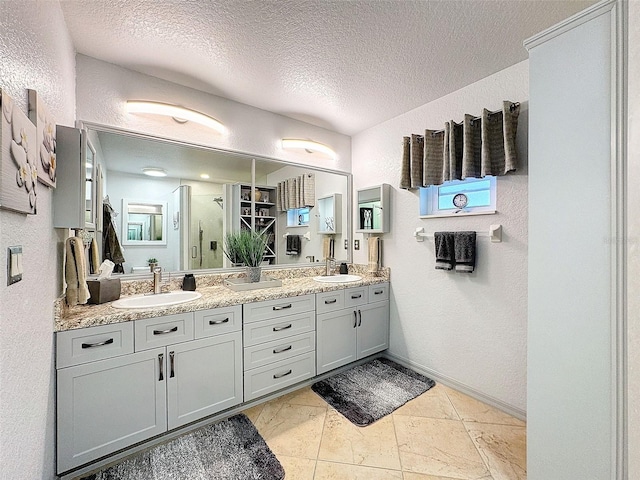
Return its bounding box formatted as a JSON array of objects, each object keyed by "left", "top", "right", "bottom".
[
  {"left": 126, "top": 100, "right": 226, "bottom": 134},
  {"left": 281, "top": 138, "right": 336, "bottom": 160}
]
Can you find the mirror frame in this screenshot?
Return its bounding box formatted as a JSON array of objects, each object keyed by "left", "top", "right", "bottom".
[{"left": 79, "top": 121, "right": 353, "bottom": 278}]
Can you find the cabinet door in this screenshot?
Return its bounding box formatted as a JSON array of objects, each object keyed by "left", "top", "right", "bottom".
[
  {"left": 316, "top": 309, "right": 357, "bottom": 375},
  {"left": 57, "top": 348, "right": 167, "bottom": 473},
  {"left": 356, "top": 301, "right": 390, "bottom": 359},
  {"left": 166, "top": 332, "right": 243, "bottom": 430}
]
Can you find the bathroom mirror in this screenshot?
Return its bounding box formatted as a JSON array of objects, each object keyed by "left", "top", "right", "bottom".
[
  {"left": 82, "top": 123, "right": 351, "bottom": 276},
  {"left": 121, "top": 199, "right": 167, "bottom": 245}
]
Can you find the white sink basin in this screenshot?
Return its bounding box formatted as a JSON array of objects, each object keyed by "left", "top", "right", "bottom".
[
  {"left": 111, "top": 291, "right": 202, "bottom": 309},
  {"left": 313, "top": 274, "right": 362, "bottom": 283}
]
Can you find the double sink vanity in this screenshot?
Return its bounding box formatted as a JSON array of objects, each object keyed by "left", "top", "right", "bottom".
[{"left": 54, "top": 267, "right": 390, "bottom": 475}]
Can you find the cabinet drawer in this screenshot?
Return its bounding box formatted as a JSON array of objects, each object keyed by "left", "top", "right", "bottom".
[
  {"left": 194, "top": 305, "right": 242, "bottom": 339},
  {"left": 369, "top": 283, "right": 389, "bottom": 302},
  {"left": 244, "top": 332, "right": 316, "bottom": 370},
  {"left": 344, "top": 286, "right": 369, "bottom": 307},
  {"left": 244, "top": 352, "right": 315, "bottom": 401},
  {"left": 316, "top": 290, "right": 345, "bottom": 314},
  {"left": 57, "top": 322, "right": 134, "bottom": 368},
  {"left": 135, "top": 313, "right": 194, "bottom": 351},
  {"left": 243, "top": 311, "right": 315, "bottom": 347},
  {"left": 243, "top": 294, "right": 315, "bottom": 324}
]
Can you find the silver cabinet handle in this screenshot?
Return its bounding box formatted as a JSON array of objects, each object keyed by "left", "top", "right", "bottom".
[
  {"left": 374, "top": 290, "right": 384, "bottom": 295},
  {"left": 153, "top": 326, "right": 178, "bottom": 335},
  {"left": 169, "top": 351, "right": 175, "bottom": 378},
  {"left": 273, "top": 369, "right": 292, "bottom": 379},
  {"left": 358, "top": 310, "right": 362, "bottom": 327},
  {"left": 209, "top": 318, "right": 229, "bottom": 325},
  {"left": 81, "top": 338, "right": 114, "bottom": 349},
  {"left": 273, "top": 324, "right": 292, "bottom": 332},
  {"left": 351, "top": 294, "right": 362, "bottom": 299},
  {"left": 353, "top": 311, "right": 358, "bottom": 328},
  {"left": 324, "top": 299, "right": 337, "bottom": 304},
  {"left": 272, "top": 304, "right": 292, "bottom": 311},
  {"left": 158, "top": 353, "right": 164, "bottom": 381},
  {"left": 273, "top": 345, "right": 292, "bottom": 354}
]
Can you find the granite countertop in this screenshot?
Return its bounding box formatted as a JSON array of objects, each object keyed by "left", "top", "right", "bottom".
[{"left": 56, "top": 266, "right": 389, "bottom": 332}]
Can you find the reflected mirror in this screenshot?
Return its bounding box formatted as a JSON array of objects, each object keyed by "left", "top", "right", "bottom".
[{"left": 85, "top": 124, "right": 351, "bottom": 276}]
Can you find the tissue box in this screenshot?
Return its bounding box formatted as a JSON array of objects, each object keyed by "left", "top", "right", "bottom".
[{"left": 87, "top": 278, "right": 121, "bottom": 304}]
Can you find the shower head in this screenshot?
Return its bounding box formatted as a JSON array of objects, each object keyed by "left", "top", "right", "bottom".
[{"left": 213, "top": 196, "right": 223, "bottom": 208}]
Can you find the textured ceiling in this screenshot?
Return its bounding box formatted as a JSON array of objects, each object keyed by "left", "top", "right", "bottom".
[{"left": 61, "top": 0, "right": 595, "bottom": 135}]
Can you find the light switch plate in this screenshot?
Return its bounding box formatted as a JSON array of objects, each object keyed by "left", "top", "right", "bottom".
[{"left": 7, "top": 246, "right": 22, "bottom": 285}]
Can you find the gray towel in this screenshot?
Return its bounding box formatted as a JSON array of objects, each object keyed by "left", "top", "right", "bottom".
[
  {"left": 286, "top": 235, "right": 301, "bottom": 255},
  {"left": 454, "top": 231, "right": 477, "bottom": 273},
  {"left": 434, "top": 232, "right": 454, "bottom": 270}
]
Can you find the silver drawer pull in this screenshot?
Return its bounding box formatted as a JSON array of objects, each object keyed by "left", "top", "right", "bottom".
[
  {"left": 374, "top": 290, "right": 384, "bottom": 295},
  {"left": 351, "top": 294, "right": 362, "bottom": 299},
  {"left": 273, "top": 324, "right": 292, "bottom": 332},
  {"left": 324, "top": 299, "right": 337, "bottom": 304},
  {"left": 272, "top": 304, "right": 292, "bottom": 311},
  {"left": 273, "top": 369, "right": 292, "bottom": 379},
  {"left": 273, "top": 345, "right": 293, "bottom": 354},
  {"left": 153, "top": 326, "right": 178, "bottom": 335},
  {"left": 81, "top": 338, "right": 114, "bottom": 349},
  {"left": 158, "top": 353, "right": 164, "bottom": 381},
  {"left": 209, "top": 318, "right": 230, "bottom": 325}
]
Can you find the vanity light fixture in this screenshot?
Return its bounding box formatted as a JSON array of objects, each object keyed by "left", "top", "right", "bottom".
[
  {"left": 142, "top": 167, "right": 167, "bottom": 177},
  {"left": 281, "top": 138, "right": 336, "bottom": 160},
  {"left": 199, "top": 173, "right": 210, "bottom": 179},
  {"left": 126, "top": 100, "right": 226, "bottom": 134}
]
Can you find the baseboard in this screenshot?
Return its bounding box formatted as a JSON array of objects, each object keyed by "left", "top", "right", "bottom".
[{"left": 383, "top": 352, "right": 527, "bottom": 421}]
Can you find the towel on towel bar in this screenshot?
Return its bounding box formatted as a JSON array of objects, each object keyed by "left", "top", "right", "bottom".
[
  {"left": 434, "top": 232, "right": 454, "bottom": 270},
  {"left": 286, "top": 235, "right": 301, "bottom": 255},
  {"left": 65, "top": 237, "right": 90, "bottom": 306},
  {"left": 454, "top": 231, "right": 476, "bottom": 273},
  {"left": 368, "top": 237, "right": 381, "bottom": 274}
]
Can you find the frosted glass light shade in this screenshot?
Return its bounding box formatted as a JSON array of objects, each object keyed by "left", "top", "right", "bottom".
[
  {"left": 281, "top": 139, "right": 336, "bottom": 159},
  {"left": 126, "top": 101, "right": 225, "bottom": 134}
]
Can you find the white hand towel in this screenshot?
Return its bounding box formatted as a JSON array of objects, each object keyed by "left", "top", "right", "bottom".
[
  {"left": 65, "top": 237, "right": 90, "bottom": 306},
  {"left": 368, "top": 237, "right": 380, "bottom": 274}
]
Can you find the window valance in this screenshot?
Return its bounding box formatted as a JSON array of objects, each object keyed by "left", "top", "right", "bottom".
[
  {"left": 400, "top": 101, "right": 520, "bottom": 189},
  {"left": 276, "top": 173, "right": 315, "bottom": 212}
]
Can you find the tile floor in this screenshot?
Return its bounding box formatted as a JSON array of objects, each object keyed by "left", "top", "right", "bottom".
[{"left": 244, "top": 383, "right": 526, "bottom": 480}]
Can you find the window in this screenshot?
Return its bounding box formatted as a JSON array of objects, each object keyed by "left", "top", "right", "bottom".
[
  {"left": 286, "top": 207, "right": 310, "bottom": 226},
  {"left": 419, "top": 176, "right": 496, "bottom": 217}
]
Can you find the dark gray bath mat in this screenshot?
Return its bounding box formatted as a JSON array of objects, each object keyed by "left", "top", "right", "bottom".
[
  {"left": 81, "top": 414, "right": 284, "bottom": 480},
  {"left": 312, "top": 358, "right": 436, "bottom": 426}
]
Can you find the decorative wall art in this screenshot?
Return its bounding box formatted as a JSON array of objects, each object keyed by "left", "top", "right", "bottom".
[
  {"left": 1, "top": 89, "right": 38, "bottom": 214},
  {"left": 27, "top": 89, "right": 57, "bottom": 188},
  {"left": 359, "top": 207, "right": 373, "bottom": 230}
]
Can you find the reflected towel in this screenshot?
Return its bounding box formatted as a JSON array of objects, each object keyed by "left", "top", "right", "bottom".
[
  {"left": 286, "top": 235, "right": 301, "bottom": 255},
  {"left": 454, "top": 231, "right": 476, "bottom": 273},
  {"left": 322, "top": 237, "right": 335, "bottom": 259},
  {"left": 368, "top": 237, "right": 380, "bottom": 274},
  {"left": 65, "top": 237, "right": 90, "bottom": 306},
  {"left": 434, "top": 232, "right": 454, "bottom": 271}
]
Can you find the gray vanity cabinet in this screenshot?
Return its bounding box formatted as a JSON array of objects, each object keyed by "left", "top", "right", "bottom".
[
  {"left": 316, "top": 283, "right": 390, "bottom": 375},
  {"left": 56, "top": 347, "right": 167, "bottom": 473}
]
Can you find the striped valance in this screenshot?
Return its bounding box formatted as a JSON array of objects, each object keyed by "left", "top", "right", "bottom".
[{"left": 400, "top": 101, "right": 520, "bottom": 189}]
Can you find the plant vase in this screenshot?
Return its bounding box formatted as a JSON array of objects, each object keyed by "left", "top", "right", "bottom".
[
  {"left": 149, "top": 263, "right": 158, "bottom": 272},
  {"left": 246, "top": 266, "right": 262, "bottom": 283}
]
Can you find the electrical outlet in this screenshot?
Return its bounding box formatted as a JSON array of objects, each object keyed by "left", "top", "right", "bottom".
[
  {"left": 354, "top": 240, "right": 360, "bottom": 250},
  {"left": 344, "top": 239, "right": 348, "bottom": 249}
]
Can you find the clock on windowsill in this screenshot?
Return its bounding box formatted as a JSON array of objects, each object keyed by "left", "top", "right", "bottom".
[{"left": 453, "top": 193, "right": 468, "bottom": 209}]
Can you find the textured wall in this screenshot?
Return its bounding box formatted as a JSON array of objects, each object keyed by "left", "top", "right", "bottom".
[
  {"left": 627, "top": 1, "right": 639, "bottom": 476},
  {"left": 0, "top": 1, "right": 75, "bottom": 478},
  {"left": 351, "top": 61, "right": 529, "bottom": 413},
  {"left": 75, "top": 55, "right": 352, "bottom": 173}
]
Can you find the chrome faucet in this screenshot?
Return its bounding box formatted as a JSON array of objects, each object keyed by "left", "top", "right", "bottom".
[{"left": 153, "top": 267, "right": 162, "bottom": 294}]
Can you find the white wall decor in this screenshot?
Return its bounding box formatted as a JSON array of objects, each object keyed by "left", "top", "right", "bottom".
[
  {"left": 27, "top": 89, "right": 57, "bottom": 188},
  {"left": 1, "top": 89, "right": 37, "bottom": 214}
]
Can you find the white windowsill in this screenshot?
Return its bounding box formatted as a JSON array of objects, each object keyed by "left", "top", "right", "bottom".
[{"left": 419, "top": 210, "right": 497, "bottom": 220}]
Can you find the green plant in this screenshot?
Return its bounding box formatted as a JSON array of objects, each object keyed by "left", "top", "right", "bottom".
[
  {"left": 147, "top": 257, "right": 158, "bottom": 264},
  {"left": 224, "top": 230, "right": 268, "bottom": 267}
]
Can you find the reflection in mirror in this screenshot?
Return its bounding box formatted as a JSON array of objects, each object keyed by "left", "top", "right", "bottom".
[
  {"left": 121, "top": 199, "right": 167, "bottom": 245},
  {"left": 86, "top": 124, "right": 351, "bottom": 276}
]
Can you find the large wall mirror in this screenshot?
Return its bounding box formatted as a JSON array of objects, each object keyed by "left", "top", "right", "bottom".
[{"left": 84, "top": 124, "right": 352, "bottom": 276}]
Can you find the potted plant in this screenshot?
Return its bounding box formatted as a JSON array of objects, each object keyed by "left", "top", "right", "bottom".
[
  {"left": 147, "top": 257, "right": 158, "bottom": 272},
  {"left": 224, "top": 230, "right": 268, "bottom": 282}
]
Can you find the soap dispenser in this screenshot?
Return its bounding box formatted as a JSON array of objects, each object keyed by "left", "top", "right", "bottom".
[
  {"left": 339, "top": 263, "right": 349, "bottom": 274},
  {"left": 182, "top": 273, "right": 196, "bottom": 291}
]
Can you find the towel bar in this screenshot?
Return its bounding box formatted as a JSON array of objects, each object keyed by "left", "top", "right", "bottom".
[
  {"left": 283, "top": 231, "right": 311, "bottom": 241},
  {"left": 413, "top": 225, "right": 502, "bottom": 243}
]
